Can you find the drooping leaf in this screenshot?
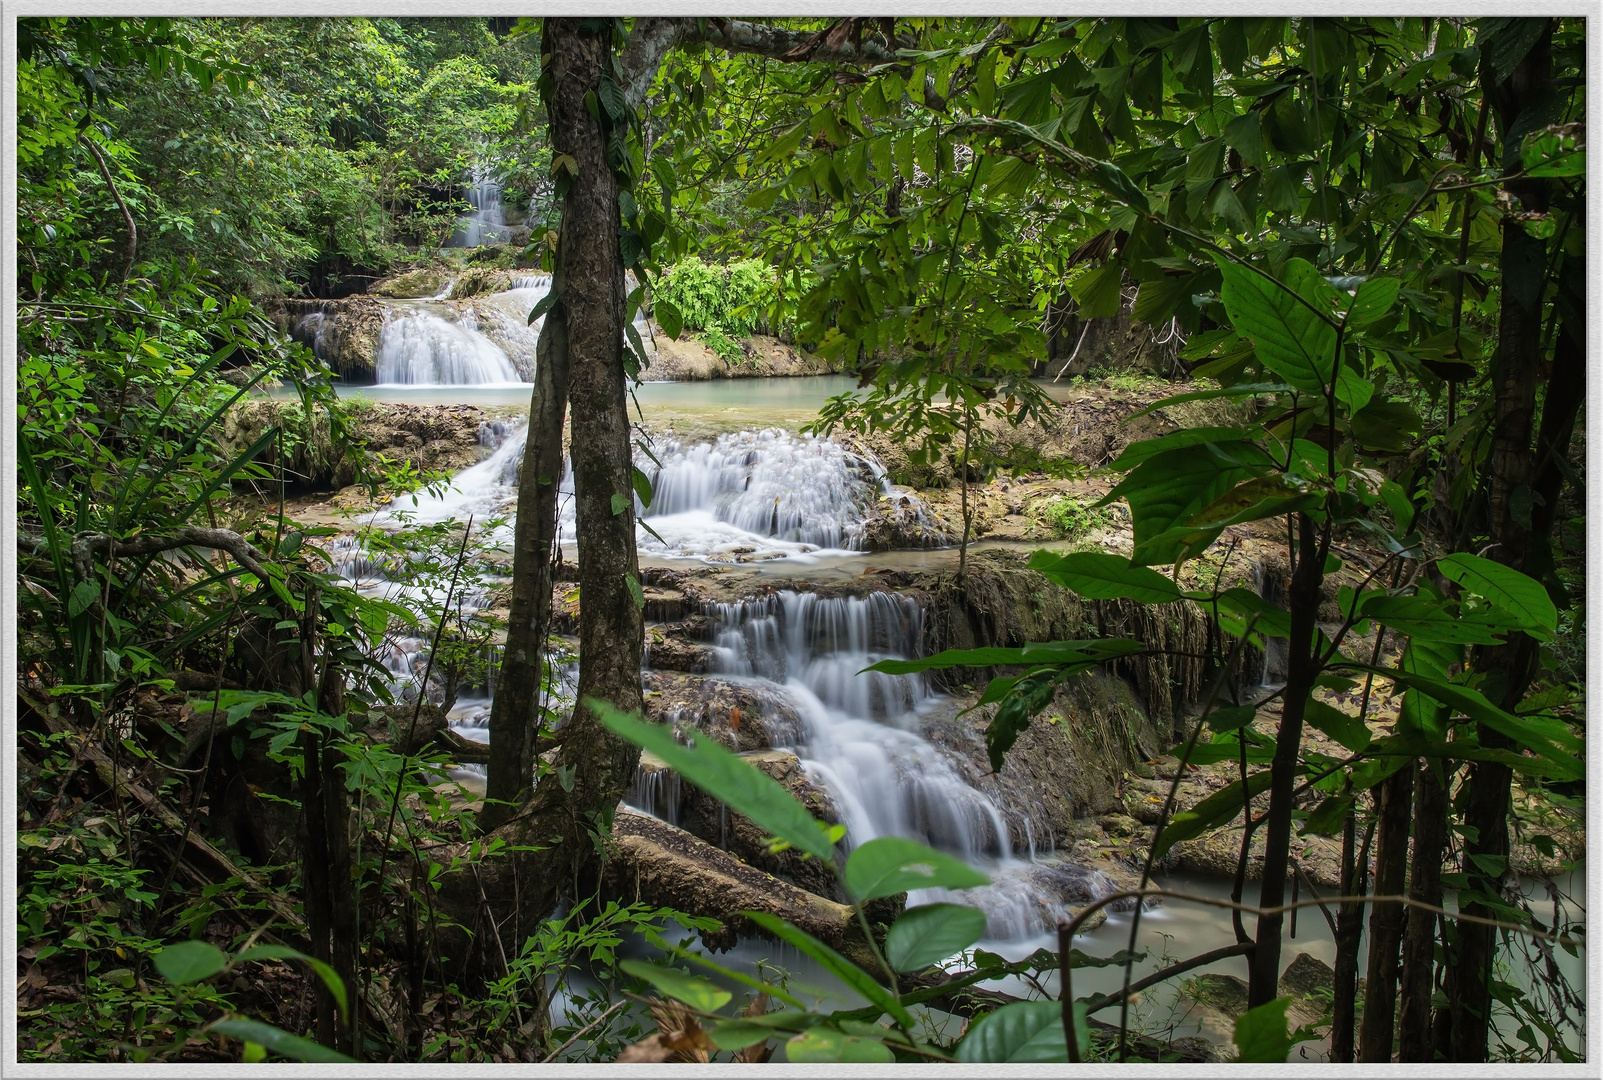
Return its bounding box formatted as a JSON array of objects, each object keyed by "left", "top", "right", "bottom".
[
  {"left": 1027, "top": 550, "right": 1183, "bottom": 604},
  {"left": 955, "top": 999, "right": 1068, "bottom": 1063},
  {"left": 983, "top": 669, "right": 1059, "bottom": 771},
  {"left": 1104, "top": 427, "right": 1256, "bottom": 472},
  {"left": 1104, "top": 441, "right": 1276, "bottom": 566},
  {"left": 843, "top": 836, "right": 990, "bottom": 902},
  {"left": 593, "top": 701, "right": 837, "bottom": 859},
  {"left": 1301, "top": 698, "right": 1372, "bottom": 753},
  {"left": 654, "top": 296, "right": 684, "bottom": 339},
  {"left": 885, "top": 903, "right": 989, "bottom": 972},
  {"left": 234, "top": 945, "right": 347, "bottom": 1022},
  {"left": 619, "top": 959, "right": 733, "bottom": 1012},
  {"left": 740, "top": 911, "right": 914, "bottom": 1028},
  {"left": 864, "top": 638, "right": 1144, "bottom": 676},
  {"left": 1153, "top": 770, "right": 1273, "bottom": 859},
  {"left": 1360, "top": 593, "right": 1506, "bottom": 645},
  {"left": 211, "top": 1019, "right": 356, "bottom": 1063},
  {"left": 1301, "top": 793, "right": 1355, "bottom": 836}
]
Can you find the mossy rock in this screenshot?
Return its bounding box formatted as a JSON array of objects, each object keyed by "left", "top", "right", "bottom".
[{"left": 369, "top": 266, "right": 453, "bottom": 299}]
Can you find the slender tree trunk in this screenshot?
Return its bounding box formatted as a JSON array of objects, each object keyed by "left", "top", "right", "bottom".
[
  {"left": 482, "top": 273, "right": 571, "bottom": 831},
  {"left": 1330, "top": 808, "right": 1373, "bottom": 1062},
  {"left": 1451, "top": 23, "right": 1552, "bottom": 1060},
  {"left": 1358, "top": 763, "right": 1415, "bottom": 1062},
  {"left": 1248, "top": 511, "right": 1325, "bottom": 1006},
  {"left": 1398, "top": 759, "right": 1450, "bottom": 1060}
]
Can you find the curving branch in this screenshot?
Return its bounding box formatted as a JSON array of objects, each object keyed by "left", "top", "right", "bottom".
[
  {"left": 68, "top": 527, "right": 274, "bottom": 585},
  {"left": 77, "top": 133, "right": 138, "bottom": 298}
]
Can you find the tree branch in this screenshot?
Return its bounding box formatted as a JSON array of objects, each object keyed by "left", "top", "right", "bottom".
[
  {"left": 68, "top": 528, "right": 274, "bottom": 584},
  {"left": 78, "top": 133, "right": 138, "bottom": 298}
]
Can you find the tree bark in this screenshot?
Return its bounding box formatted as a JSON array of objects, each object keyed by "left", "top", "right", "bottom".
[
  {"left": 482, "top": 268, "right": 571, "bottom": 831},
  {"left": 1329, "top": 809, "right": 1373, "bottom": 1062},
  {"left": 1358, "top": 763, "right": 1415, "bottom": 1062},
  {"left": 1248, "top": 511, "right": 1325, "bottom": 1006},
  {"left": 1450, "top": 22, "right": 1552, "bottom": 1061},
  {"left": 1398, "top": 759, "right": 1450, "bottom": 1061}
]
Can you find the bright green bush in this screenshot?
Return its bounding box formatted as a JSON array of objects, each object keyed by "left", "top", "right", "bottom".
[{"left": 655, "top": 256, "right": 776, "bottom": 337}]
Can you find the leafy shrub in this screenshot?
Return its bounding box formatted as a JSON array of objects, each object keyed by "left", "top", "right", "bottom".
[
  {"left": 700, "top": 324, "right": 747, "bottom": 367},
  {"left": 1036, "top": 494, "right": 1110, "bottom": 541},
  {"left": 655, "top": 256, "right": 776, "bottom": 337}
]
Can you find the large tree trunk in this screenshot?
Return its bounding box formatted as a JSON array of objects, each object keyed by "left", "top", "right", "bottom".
[
  {"left": 1450, "top": 22, "right": 1553, "bottom": 1061},
  {"left": 1358, "top": 764, "right": 1414, "bottom": 1062},
  {"left": 1248, "top": 511, "right": 1325, "bottom": 1006},
  {"left": 481, "top": 269, "right": 571, "bottom": 830},
  {"left": 431, "top": 19, "right": 644, "bottom": 954}
]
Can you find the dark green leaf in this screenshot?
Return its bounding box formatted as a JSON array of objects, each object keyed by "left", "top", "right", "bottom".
[
  {"left": 955, "top": 999, "right": 1067, "bottom": 1063},
  {"left": 526, "top": 285, "right": 560, "bottom": 325},
  {"left": 234, "top": 946, "right": 347, "bottom": 1022},
  {"left": 1215, "top": 255, "right": 1335, "bottom": 394},
  {"left": 1360, "top": 593, "right": 1505, "bottom": 645},
  {"left": 1153, "top": 769, "right": 1273, "bottom": 859},
  {"left": 154, "top": 940, "right": 226, "bottom": 985},
  {"left": 1300, "top": 794, "right": 1354, "bottom": 836},
  {"left": 1205, "top": 704, "right": 1258, "bottom": 732},
  {"left": 864, "top": 638, "right": 1143, "bottom": 676},
  {"left": 1187, "top": 474, "right": 1320, "bottom": 529},
  {"left": 654, "top": 297, "right": 684, "bottom": 339},
  {"left": 1302, "top": 698, "right": 1372, "bottom": 753},
  {"left": 1437, "top": 553, "right": 1557, "bottom": 636},
  {"left": 1232, "top": 997, "right": 1308, "bottom": 1062},
  {"left": 1105, "top": 427, "right": 1256, "bottom": 471}
]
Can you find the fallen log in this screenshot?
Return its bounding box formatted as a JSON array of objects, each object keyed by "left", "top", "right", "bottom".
[{"left": 603, "top": 808, "right": 875, "bottom": 965}]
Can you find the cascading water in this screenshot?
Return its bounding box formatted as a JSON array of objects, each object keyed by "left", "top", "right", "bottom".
[
  {"left": 686, "top": 588, "right": 1119, "bottom": 940},
  {"left": 447, "top": 168, "right": 510, "bottom": 248},
  {"left": 374, "top": 308, "right": 522, "bottom": 386}
]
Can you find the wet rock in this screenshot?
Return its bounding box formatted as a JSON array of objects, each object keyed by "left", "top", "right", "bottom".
[
  {"left": 645, "top": 632, "right": 714, "bottom": 674},
  {"left": 641, "top": 672, "right": 803, "bottom": 752},
  {"left": 647, "top": 333, "right": 838, "bottom": 380},
  {"left": 369, "top": 266, "right": 453, "bottom": 299}
]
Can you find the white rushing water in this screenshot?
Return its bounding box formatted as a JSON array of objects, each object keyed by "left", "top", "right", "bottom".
[
  {"left": 447, "top": 168, "right": 510, "bottom": 248},
  {"left": 386, "top": 424, "right": 928, "bottom": 563},
  {"left": 374, "top": 308, "right": 523, "bottom": 386},
  {"left": 686, "top": 588, "right": 1120, "bottom": 940}
]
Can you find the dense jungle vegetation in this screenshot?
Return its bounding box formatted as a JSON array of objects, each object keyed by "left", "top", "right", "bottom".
[{"left": 14, "top": 15, "right": 1586, "bottom": 1065}]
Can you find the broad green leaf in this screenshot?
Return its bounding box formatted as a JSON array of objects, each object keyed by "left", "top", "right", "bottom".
[
  {"left": 619, "top": 959, "right": 733, "bottom": 1012},
  {"left": 630, "top": 465, "right": 654, "bottom": 509},
  {"left": 1350, "top": 399, "right": 1423, "bottom": 453},
  {"left": 1153, "top": 770, "right": 1273, "bottom": 859},
  {"left": 843, "top": 836, "right": 990, "bottom": 902},
  {"left": 1381, "top": 673, "right": 1580, "bottom": 778},
  {"left": 1069, "top": 262, "right": 1122, "bottom": 319},
  {"left": 525, "top": 286, "right": 560, "bottom": 325},
  {"left": 740, "top": 911, "right": 914, "bottom": 1028},
  {"left": 1343, "top": 276, "right": 1399, "bottom": 327},
  {"left": 1204, "top": 704, "right": 1258, "bottom": 732},
  {"left": 654, "top": 297, "right": 684, "bottom": 339},
  {"left": 1027, "top": 550, "right": 1183, "bottom": 603},
  {"left": 1104, "top": 441, "right": 1276, "bottom": 565},
  {"left": 885, "top": 903, "right": 989, "bottom": 972},
  {"left": 1215, "top": 255, "right": 1335, "bottom": 394},
  {"left": 708, "top": 1020, "right": 777, "bottom": 1051},
  {"left": 211, "top": 1019, "right": 355, "bottom": 1063},
  {"left": 1204, "top": 587, "right": 1293, "bottom": 639},
  {"left": 593, "top": 701, "right": 837, "bottom": 859},
  {"left": 1302, "top": 699, "right": 1372, "bottom": 753},
  {"left": 1437, "top": 553, "right": 1558, "bottom": 636},
  {"left": 785, "top": 1026, "right": 893, "bottom": 1063},
  {"left": 984, "top": 669, "right": 1059, "bottom": 771},
  {"left": 1301, "top": 793, "right": 1355, "bottom": 836},
  {"left": 955, "top": 999, "right": 1068, "bottom": 1063},
  {"left": 1360, "top": 593, "right": 1505, "bottom": 645},
  {"left": 154, "top": 940, "right": 227, "bottom": 985},
  {"left": 1232, "top": 997, "right": 1309, "bottom": 1062}
]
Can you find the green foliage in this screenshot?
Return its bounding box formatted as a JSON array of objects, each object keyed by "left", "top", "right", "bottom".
[
  {"left": 654, "top": 256, "right": 778, "bottom": 346},
  {"left": 1033, "top": 494, "right": 1111, "bottom": 541}
]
